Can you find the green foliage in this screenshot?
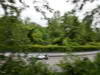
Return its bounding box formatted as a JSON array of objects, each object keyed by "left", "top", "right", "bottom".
[
  {"left": 80, "top": 15, "right": 96, "bottom": 44},
  {"left": 72, "top": 45, "right": 100, "bottom": 52},
  {"left": 0, "top": 12, "right": 100, "bottom": 52},
  {"left": 59, "top": 53, "right": 100, "bottom": 75},
  {"left": 0, "top": 44, "right": 100, "bottom": 52},
  {"left": 61, "top": 13, "right": 97, "bottom": 45},
  {"left": 62, "top": 38, "right": 80, "bottom": 46},
  {"left": 0, "top": 57, "right": 26, "bottom": 75},
  {"left": 47, "top": 12, "right": 64, "bottom": 45},
  {"left": 0, "top": 16, "right": 31, "bottom": 48},
  {"left": 0, "top": 56, "right": 53, "bottom": 75},
  {"left": 28, "top": 45, "right": 100, "bottom": 52},
  {"left": 95, "top": 28, "right": 100, "bottom": 42},
  {"left": 28, "top": 25, "right": 51, "bottom": 45},
  {"left": 62, "top": 14, "right": 81, "bottom": 38}
]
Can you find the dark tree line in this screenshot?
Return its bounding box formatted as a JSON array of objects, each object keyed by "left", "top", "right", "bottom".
[{"left": 0, "top": 13, "right": 100, "bottom": 47}]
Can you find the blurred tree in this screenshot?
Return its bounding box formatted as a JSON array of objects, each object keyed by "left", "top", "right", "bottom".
[
  {"left": 28, "top": 24, "right": 50, "bottom": 45},
  {"left": 0, "top": 56, "right": 26, "bottom": 75},
  {"left": 81, "top": 15, "right": 96, "bottom": 43},
  {"left": 95, "top": 28, "right": 100, "bottom": 42},
  {"left": 0, "top": 57, "right": 54, "bottom": 75},
  {"left": 61, "top": 13, "right": 97, "bottom": 45},
  {"left": 62, "top": 13, "right": 83, "bottom": 44},
  {"left": 0, "top": 16, "right": 31, "bottom": 48},
  {"left": 59, "top": 55, "right": 98, "bottom": 75},
  {"left": 0, "top": 0, "right": 53, "bottom": 18},
  {"left": 47, "top": 11, "right": 64, "bottom": 45}
]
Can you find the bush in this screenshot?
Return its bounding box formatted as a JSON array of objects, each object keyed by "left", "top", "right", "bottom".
[
  {"left": 0, "top": 56, "right": 53, "bottom": 75},
  {"left": 59, "top": 53, "right": 100, "bottom": 75},
  {"left": 21, "top": 45, "right": 69, "bottom": 52},
  {"left": 72, "top": 45, "right": 100, "bottom": 52},
  {"left": 86, "top": 42, "right": 100, "bottom": 46},
  {"left": 0, "top": 44, "right": 100, "bottom": 52}
]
